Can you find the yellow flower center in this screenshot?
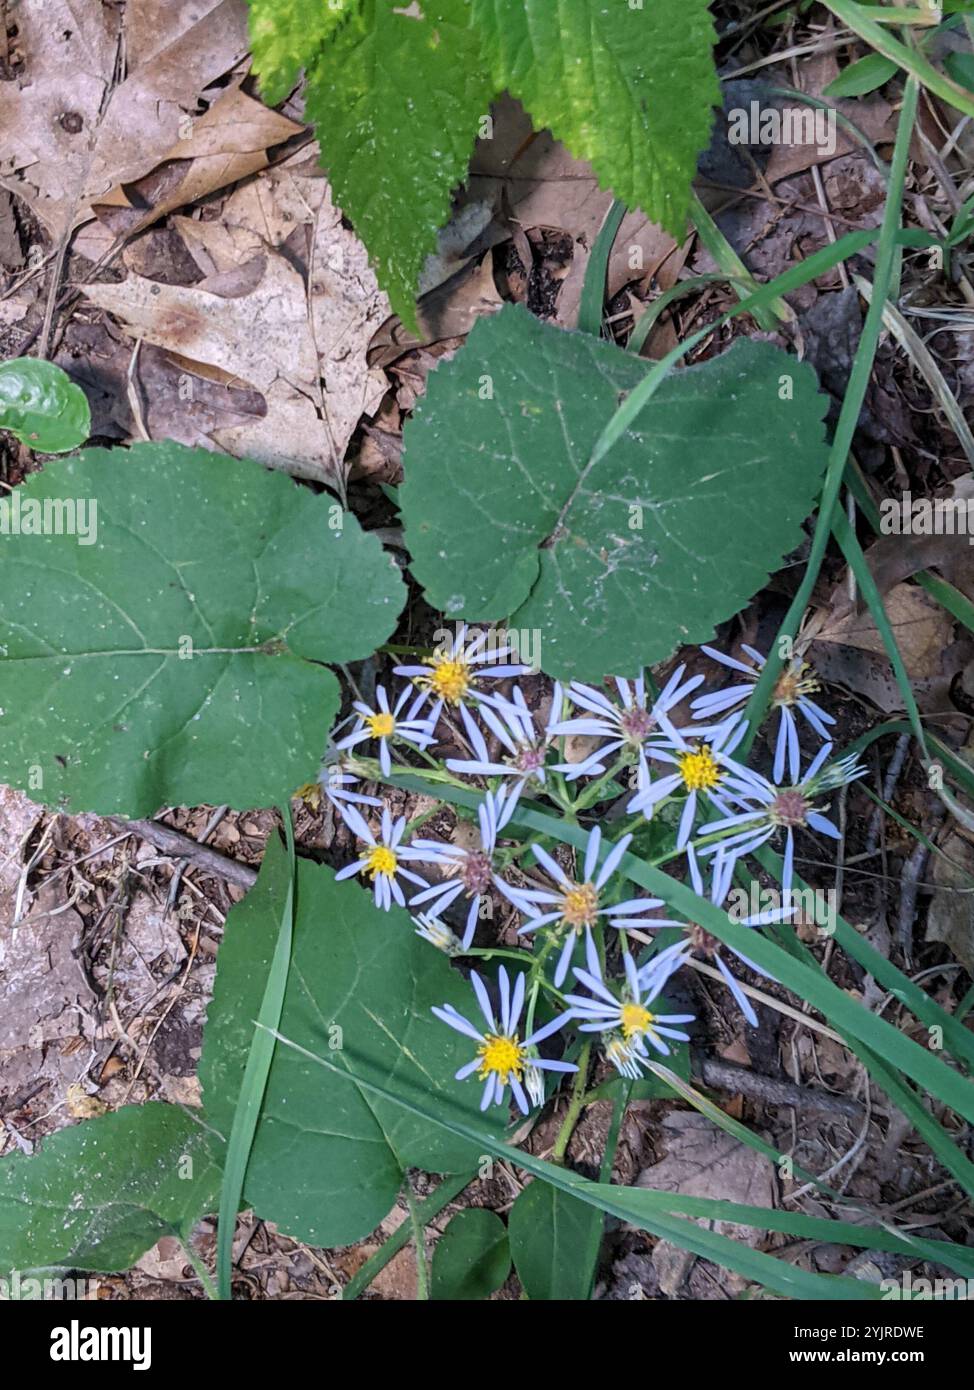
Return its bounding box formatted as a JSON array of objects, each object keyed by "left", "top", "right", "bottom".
[
  {"left": 365, "top": 845, "right": 397, "bottom": 879},
  {"left": 424, "top": 657, "right": 473, "bottom": 704},
  {"left": 773, "top": 661, "right": 820, "bottom": 708},
  {"left": 477, "top": 1033, "right": 524, "bottom": 1084},
  {"left": 677, "top": 744, "right": 721, "bottom": 792},
  {"left": 561, "top": 881, "right": 599, "bottom": 929},
  {"left": 620, "top": 1002, "right": 653, "bottom": 1039},
  {"left": 366, "top": 711, "right": 396, "bottom": 738}
]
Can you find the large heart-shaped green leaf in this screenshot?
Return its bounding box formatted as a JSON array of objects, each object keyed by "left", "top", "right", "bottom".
[
  {"left": 0, "top": 442, "right": 405, "bottom": 815},
  {"left": 0, "top": 358, "right": 90, "bottom": 454},
  {"left": 0, "top": 1104, "right": 220, "bottom": 1275},
  {"left": 401, "top": 305, "right": 829, "bottom": 681},
  {"left": 201, "top": 849, "right": 507, "bottom": 1249}
]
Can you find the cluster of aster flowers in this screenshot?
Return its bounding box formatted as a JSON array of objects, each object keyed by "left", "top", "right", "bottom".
[{"left": 321, "top": 627, "right": 865, "bottom": 1115}]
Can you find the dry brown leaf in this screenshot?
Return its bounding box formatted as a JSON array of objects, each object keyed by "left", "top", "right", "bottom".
[
  {"left": 637, "top": 1111, "right": 777, "bottom": 1294},
  {"left": 467, "top": 95, "right": 685, "bottom": 327},
  {"left": 0, "top": 0, "right": 248, "bottom": 240},
  {"left": 0, "top": 785, "right": 42, "bottom": 895},
  {"left": 810, "top": 579, "right": 956, "bottom": 712},
  {"left": 74, "top": 87, "right": 304, "bottom": 264},
  {"left": 926, "top": 830, "right": 974, "bottom": 976},
  {"left": 815, "top": 582, "right": 953, "bottom": 678},
  {"left": 83, "top": 184, "right": 389, "bottom": 480}
]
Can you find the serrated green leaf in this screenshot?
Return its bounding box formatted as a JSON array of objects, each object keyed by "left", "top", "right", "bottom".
[
  {"left": 0, "top": 358, "right": 90, "bottom": 454},
  {"left": 249, "top": 0, "right": 362, "bottom": 105},
  {"left": 305, "top": 0, "right": 494, "bottom": 330},
  {"left": 400, "top": 304, "right": 829, "bottom": 681},
  {"left": 292, "top": 0, "right": 718, "bottom": 327},
  {"left": 0, "top": 442, "right": 405, "bottom": 815},
  {"left": 508, "top": 1179, "right": 601, "bottom": 1301},
  {"left": 0, "top": 1104, "right": 220, "bottom": 1275},
  {"left": 474, "top": 0, "right": 719, "bottom": 238},
  {"left": 430, "top": 1208, "right": 510, "bottom": 1299},
  {"left": 200, "top": 855, "right": 507, "bottom": 1250}
]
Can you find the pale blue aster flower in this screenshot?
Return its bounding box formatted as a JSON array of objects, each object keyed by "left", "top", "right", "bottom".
[
  {"left": 564, "top": 932, "right": 695, "bottom": 1069},
  {"left": 496, "top": 824, "right": 678, "bottom": 986},
  {"left": 548, "top": 664, "right": 704, "bottom": 782},
  {"left": 627, "top": 711, "right": 751, "bottom": 850},
  {"left": 409, "top": 785, "right": 521, "bottom": 948},
  {"left": 335, "top": 682, "right": 439, "bottom": 777},
  {"left": 393, "top": 623, "right": 530, "bottom": 717},
  {"left": 691, "top": 644, "right": 836, "bottom": 783},
  {"left": 333, "top": 802, "right": 429, "bottom": 911},
  {"left": 446, "top": 682, "right": 565, "bottom": 792},
  {"left": 432, "top": 966, "right": 577, "bottom": 1114},
  {"left": 697, "top": 744, "right": 866, "bottom": 891}
]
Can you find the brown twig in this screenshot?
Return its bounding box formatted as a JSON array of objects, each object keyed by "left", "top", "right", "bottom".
[
  {"left": 109, "top": 818, "right": 257, "bottom": 891},
  {"left": 692, "top": 1054, "right": 867, "bottom": 1121}
]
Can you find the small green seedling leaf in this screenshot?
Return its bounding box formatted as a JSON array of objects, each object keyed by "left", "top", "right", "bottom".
[
  {"left": 508, "top": 1179, "right": 602, "bottom": 1301},
  {"left": 0, "top": 358, "right": 90, "bottom": 453},
  {"left": 823, "top": 53, "right": 900, "bottom": 99},
  {"left": 0, "top": 441, "right": 405, "bottom": 815},
  {"left": 430, "top": 1208, "right": 510, "bottom": 1300},
  {"left": 401, "top": 304, "right": 830, "bottom": 681}
]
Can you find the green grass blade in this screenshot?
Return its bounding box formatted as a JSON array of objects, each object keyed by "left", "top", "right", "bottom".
[
  {"left": 216, "top": 809, "right": 296, "bottom": 1300},
  {"left": 259, "top": 1027, "right": 903, "bottom": 1299},
  {"left": 578, "top": 198, "right": 627, "bottom": 337},
  {"left": 819, "top": 0, "right": 974, "bottom": 116},
  {"left": 741, "top": 77, "right": 920, "bottom": 749},
  {"left": 689, "top": 192, "right": 788, "bottom": 329}
]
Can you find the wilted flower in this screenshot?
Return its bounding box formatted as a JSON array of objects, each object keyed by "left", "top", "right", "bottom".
[
  {"left": 691, "top": 644, "right": 835, "bottom": 782},
  {"left": 412, "top": 912, "right": 464, "bottom": 955},
  {"left": 432, "top": 967, "right": 576, "bottom": 1114},
  {"left": 333, "top": 802, "right": 429, "bottom": 911}
]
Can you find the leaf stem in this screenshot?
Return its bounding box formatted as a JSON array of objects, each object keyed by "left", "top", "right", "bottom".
[{"left": 551, "top": 1041, "right": 592, "bottom": 1164}]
